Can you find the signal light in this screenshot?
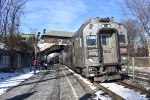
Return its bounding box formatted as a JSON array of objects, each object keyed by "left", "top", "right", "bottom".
[
  {"left": 99, "top": 17, "right": 110, "bottom": 22},
  {"left": 101, "top": 24, "right": 105, "bottom": 27}
]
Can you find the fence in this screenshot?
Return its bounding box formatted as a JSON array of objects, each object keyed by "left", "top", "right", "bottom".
[
  {"left": 0, "top": 50, "right": 33, "bottom": 71},
  {"left": 127, "top": 57, "right": 150, "bottom": 81},
  {"left": 0, "top": 55, "right": 10, "bottom": 68},
  {"left": 128, "top": 57, "right": 150, "bottom": 67}
]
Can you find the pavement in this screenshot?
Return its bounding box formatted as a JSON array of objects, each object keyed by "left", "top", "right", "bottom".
[{"left": 0, "top": 64, "right": 92, "bottom": 100}]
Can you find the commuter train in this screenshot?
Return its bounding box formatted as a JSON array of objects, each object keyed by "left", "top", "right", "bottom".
[{"left": 60, "top": 17, "right": 128, "bottom": 81}]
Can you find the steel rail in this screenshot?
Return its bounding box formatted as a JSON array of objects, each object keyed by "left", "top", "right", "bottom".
[
  {"left": 116, "top": 81, "right": 150, "bottom": 98},
  {"left": 93, "top": 82, "right": 125, "bottom": 100},
  {"left": 74, "top": 76, "right": 125, "bottom": 100},
  {"left": 129, "top": 72, "right": 150, "bottom": 79},
  {"left": 128, "top": 75, "right": 150, "bottom": 83}
]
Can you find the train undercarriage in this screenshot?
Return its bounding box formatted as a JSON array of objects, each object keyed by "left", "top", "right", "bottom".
[{"left": 82, "top": 64, "right": 127, "bottom": 82}]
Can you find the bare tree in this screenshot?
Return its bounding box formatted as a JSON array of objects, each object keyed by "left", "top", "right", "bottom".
[
  {"left": 0, "top": 0, "right": 26, "bottom": 37},
  {"left": 0, "top": 0, "right": 27, "bottom": 70},
  {"left": 0, "top": 0, "right": 6, "bottom": 36},
  {"left": 9, "top": 0, "right": 26, "bottom": 35},
  {"left": 122, "top": 19, "right": 149, "bottom": 56},
  {"left": 122, "top": 0, "right": 150, "bottom": 57},
  {"left": 122, "top": 19, "right": 138, "bottom": 56},
  {"left": 123, "top": 0, "right": 150, "bottom": 39},
  {"left": 1, "top": 0, "right": 12, "bottom": 36}
]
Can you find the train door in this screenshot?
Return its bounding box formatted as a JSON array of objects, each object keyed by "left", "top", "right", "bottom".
[{"left": 99, "top": 30, "right": 118, "bottom": 63}]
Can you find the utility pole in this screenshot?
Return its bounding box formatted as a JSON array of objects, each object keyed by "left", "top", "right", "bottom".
[{"left": 34, "top": 32, "right": 40, "bottom": 60}]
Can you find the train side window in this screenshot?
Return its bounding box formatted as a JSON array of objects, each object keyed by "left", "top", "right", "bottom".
[
  {"left": 86, "top": 35, "right": 96, "bottom": 46},
  {"left": 119, "top": 35, "right": 126, "bottom": 44},
  {"left": 101, "top": 34, "right": 110, "bottom": 46}
]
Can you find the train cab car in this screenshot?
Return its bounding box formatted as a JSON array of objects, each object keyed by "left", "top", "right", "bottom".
[{"left": 71, "top": 17, "right": 128, "bottom": 81}]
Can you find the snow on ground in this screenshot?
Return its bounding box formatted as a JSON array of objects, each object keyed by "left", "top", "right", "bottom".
[
  {"left": 100, "top": 83, "right": 148, "bottom": 100},
  {"left": 0, "top": 67, "right": 39, "bottom": 95},
  {"left": 64, "top": 65, "right": 149, "bottom": 100}
]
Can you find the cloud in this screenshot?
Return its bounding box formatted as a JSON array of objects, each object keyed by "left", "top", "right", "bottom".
[
  {"left": 20, "top": 0, "right": 123, "bottom": 33},
  {"left": 20, "top": 0, "right": 87, "bottom": 33}
]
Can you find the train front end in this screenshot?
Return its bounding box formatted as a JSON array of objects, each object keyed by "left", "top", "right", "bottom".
[{"left": 84, "top": 17, "right": 128, "bottom": 81}]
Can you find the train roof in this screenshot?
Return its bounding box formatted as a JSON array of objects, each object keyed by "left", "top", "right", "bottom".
[
  {"left": 85, "top": 17, "right": 115, "bottom": 24},
  {"left": 73, "top": 17, "right": 126, "bottom": 37}
]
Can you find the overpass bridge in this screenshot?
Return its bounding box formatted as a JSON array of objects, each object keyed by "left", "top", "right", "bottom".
[{"left": 37, "top": 30, "right": 73, "bottom": 61}]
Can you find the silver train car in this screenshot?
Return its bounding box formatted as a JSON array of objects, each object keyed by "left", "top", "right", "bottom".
[{"left": 60, "top": 17, "right": 128, "bottom": 81}]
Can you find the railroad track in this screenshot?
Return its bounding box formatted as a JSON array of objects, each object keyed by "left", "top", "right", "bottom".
[
  {"left": 127, "top": 72, "right": 150, "bottom": 87},
  {"left": 116, "top": 80, "right": 150, "bottom": 98},
  {"left": 66, "top": 66, "right": 149, "bottom": 99},
  {"left": 128, "top": 75, "right": 150, "bottom": 84},
  {"left": 75, "top": 76, "right": 125, "bottom": 100},
  {"left": 75, "top": 75, "right": 150, "bottom": 100},
  {"left": 129, "top": 72, "right": 150, "bottom": 79},
  {"left": 93, "top": 82, "right": 125, "bottom": 100}
]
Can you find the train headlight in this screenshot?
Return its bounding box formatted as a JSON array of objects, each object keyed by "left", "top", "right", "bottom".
[
  {"left": 122, "top": 57, "right": 127, "bottom": 60},
  {"left": 101, "top": 24, "right": 105, "bottom": 27},
  {"left": 107, "top": 24, "right": 111, "bottom": 27},
  {"left": 88, "top": 58, "right": 94, "bottom": 63},
  {"left": 121, "top": 65, "right": 126, "bottom": 71}
]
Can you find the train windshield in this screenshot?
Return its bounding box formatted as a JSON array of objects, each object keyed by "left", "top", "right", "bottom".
[
  {"left": 101, "top": 34, "right": 110, "bottom": 46},
  {"left": 119, "top": 34, "right": 126, "bottom": 44},
  {"left": 86, "top": 35, "right": 96, "bottom": 46}
]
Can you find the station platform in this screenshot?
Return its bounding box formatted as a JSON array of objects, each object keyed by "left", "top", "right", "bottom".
[{"left": 0, "top": 64, "right": 93, "bottom": 100}]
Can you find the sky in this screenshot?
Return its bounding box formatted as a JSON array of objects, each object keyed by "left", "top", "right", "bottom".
[{"left": 20, "top": 0, "right": 125, "bottom": 34}]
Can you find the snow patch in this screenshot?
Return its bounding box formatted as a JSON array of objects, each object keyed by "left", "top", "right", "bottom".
[{"left": 0, "top": 68, "right": 39, "bottom": 95}]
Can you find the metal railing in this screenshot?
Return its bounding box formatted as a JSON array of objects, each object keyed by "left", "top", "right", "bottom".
[{"left": 127, "top": 57, "right": 150, "bottom": 81}]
